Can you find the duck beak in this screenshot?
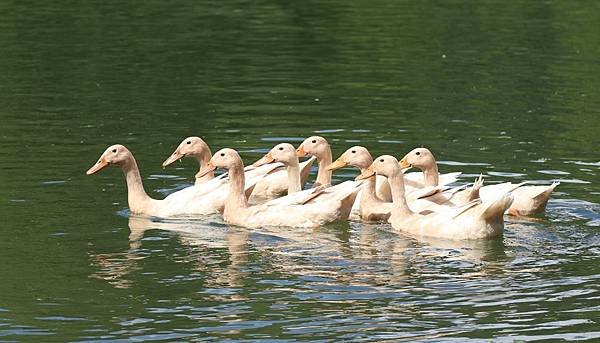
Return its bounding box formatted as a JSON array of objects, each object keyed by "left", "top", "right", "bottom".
[
  {"left": 356, "top": 165, "right": 375, "bottom": 180},
  {"left": 196, "top": 162, "right": 216, "bottom": 178},
  {"left": 252, "top": 152, "right": 275, "bottom": 167},
  {"left": 162, "top": 149, "right": 184, "bottom": 167},
  {"left": 325, "top": 157, "right": 348, "bottom": 171},
  {"left": 399, "top": 158, "right": 411, "bottom": 170},
  {"left": 296, "top": 145, "right": 308, "bottom": 157},
  {"left": 86, "top": 157, "right": 109, "bottom": 175}
]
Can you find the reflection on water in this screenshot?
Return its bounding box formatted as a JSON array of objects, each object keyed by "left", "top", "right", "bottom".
[{"left": 78, "top": 212, "right": 600, "bottom": 341}]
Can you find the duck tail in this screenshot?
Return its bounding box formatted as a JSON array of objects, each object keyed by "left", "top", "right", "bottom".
[
  {"left": 509, "top": 181, "right": 559, "bottom": 215},
  {"left": 533, "top": 181, "right": 559, "bottom": 201},
  {"left": 466, "top": 174, "right": 485, "bottom": 201},
  {"left": 482, "top": 192, "right": 514, "bottom": 221}
]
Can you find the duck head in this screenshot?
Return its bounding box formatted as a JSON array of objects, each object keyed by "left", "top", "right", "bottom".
[
  {"left": 86, "top": 144, "right": 132, "bottom": 175},
  {"left": 326, "top": 146, "right": 373, "bottom": 171},
  {"left": 296, "top": 136, "right": 329, "bottom": 159},
  {"left": 198, "top": 148, "right": 241, "bottom": 177},
  {"left": 253, "top": 143, "right": 298, "bottom": 167},
  {"left": 162, "top": 136, "right": 211, "bottom": 167},
  {"left": 356, "top": 155, "right": 401, "bottom": 180},
  {"left": 399, "top": 147, "right": 436, "bottom": 170}
]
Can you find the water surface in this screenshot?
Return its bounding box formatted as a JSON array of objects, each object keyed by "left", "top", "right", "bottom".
[{"left": 1, "top": 1, "right": 599, "bottom": 341}]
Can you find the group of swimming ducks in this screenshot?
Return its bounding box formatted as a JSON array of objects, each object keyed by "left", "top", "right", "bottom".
[{"left": 86, "top": 136, "right": 559, "bottom": 240}]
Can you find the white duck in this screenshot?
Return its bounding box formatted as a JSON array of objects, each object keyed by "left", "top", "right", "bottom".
[
  {"left": 326, "top": 146, "right": 484, "bottom": 222},
  {"left": 400, "top": 147, "right": 559, "bottom": 216},
  {"left": 295, "top": 136, "right": 394, "bottom": 209},
  {"left": 357, "top": 155, "right": 514, "bottom": 240},
  {"left": 253, "top": 143, "right": 361, "bottom": 212},
  {"left": 326, "top": 146, "right": 392, "bottom": 221},
  {"left": 162, "top": 136, "right": 315, "bottom": 199},
  {"left": 294, "top": 136, "right": 459, "bottom": 201},
  {"left": 162, "top": 136, "right": 215, "bottom": 185},
  {"left": 199, "top": 148, "right": 361, "bottom": 228},
  {"left": 86, "top": 144, "right": 279, "bottom": 217}
]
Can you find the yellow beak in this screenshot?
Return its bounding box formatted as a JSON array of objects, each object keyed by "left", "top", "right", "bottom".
[
  {"left": 296, "top": 145, "right": 308, "bottom": 157},
  {"left": 252, "top": 152, "right": 275, "bottom": 167},
  {"left": 325, "top": 158, "right": 348, "bottom": 171},
  {"left": 162, "top": 149, "right": 184, "bottom": 167},
  {"left": 196, "top": 162, "right": 217, "bottom": 178},
  {"left": 86, "top": 157, "right": 109, "bottom": 175},
  {"left": 355, "top": 165, "right": 375, "bottom": 180},
  {"left": 399, "top": 158, "right": 411, "bottom": 170}
]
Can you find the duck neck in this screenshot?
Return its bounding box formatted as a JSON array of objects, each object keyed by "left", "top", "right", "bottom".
[
  {"left": 422, "top": 162, "right": 439, "bottom": 187},
  {"left": 315, "top": 147, "right": 333, "bottom": 187},
  {"left": 122, "top": 157, "right": 155, "bottom": 214},
  {"left": 286, "top": 159, "right": 302, "bottom": 194},
  {"left": 357, "top": 159, "right": 379, "bottom": 205},
  {"left": 388, "top": 171, "right": 413, "bottom": 217},
  {"left": 194, "top": 145, "right": 214, "bottom": 184},
  {"left": 225, "top": 164, "right": 248, "bottom": 211}
]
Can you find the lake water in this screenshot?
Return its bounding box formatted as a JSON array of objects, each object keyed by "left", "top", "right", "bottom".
[{"left": 1, "top": 1, "right": 599, "bottom": 341}]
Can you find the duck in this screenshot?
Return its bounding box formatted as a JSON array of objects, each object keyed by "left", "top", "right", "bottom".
[
  {"left": 357, "top": 155, "right": 514, "bottom": 240},
  {"left": 86, "top": 144, "right": 279, "bottom": 218},
  {"left": 294, "top": 136, "right": 459, "bottom": 201},
  {"left": 199, "top": 148, "right": 361, "bottom": 228},
  {"left": 326, "top": 146, "right": 485, "bottom": 222},
  {"left": 295, "top": 136, "right": 392, "bottom": 217},
  {"left": 326, "top": 146, "right": 393, "bottom": 221},
  {"left": 162, "top": 136, "right": 215, "bottom": 185},
  {"left": 162, "top": 136, "right": 316, "bottom": 199},
  {"left": 295, "top": 135, "right": 336, "bottom": 187},
  {"left": 400, "top": 147, "right": 559, "bottom": 216},
  {"left": 254, "top": 143, "right": 362, "bottom": 212}
]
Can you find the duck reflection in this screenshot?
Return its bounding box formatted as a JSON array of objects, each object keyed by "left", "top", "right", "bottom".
[
  {"left": 89, "top": 215, "right": 251, "bottom": 290},
  {"left": 89, "top": 214, "right": 510, "bottom": 293},
  {"left": 401, "top": 231, "right": 508, "bottom": 278}
]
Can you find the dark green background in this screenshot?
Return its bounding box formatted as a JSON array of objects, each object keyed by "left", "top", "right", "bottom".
[{"left": 1, "top": 1, "right": 599, "bottom": 341}]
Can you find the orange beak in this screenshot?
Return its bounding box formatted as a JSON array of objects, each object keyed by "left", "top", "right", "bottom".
[
  {"left": 296, "top": 145, "right": 308, "bottom": 157},
  {"left": 355, "top": 165, "right": 375, "bottom": 180},
  {"left": 162, "top": 149, "right": 184, "bottom": 167},
  {"left": 86, "top": 157, "right": 110, "bottom": 175},
  {"left": 325, "top": 157, "right": 348, "bottom": 171},
  {"left": 399, "top": 158, "right": 411, "bottom": 170},
  {"left": 252, "top": 152, "right": 275, "bottom": 167},
  {"left": 196, "top": 162, "right": 217, "bottom": 178}
]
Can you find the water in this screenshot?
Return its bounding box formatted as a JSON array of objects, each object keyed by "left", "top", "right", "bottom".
[{"left": 1, "top": 1, "right": 599, "bottom": 341}]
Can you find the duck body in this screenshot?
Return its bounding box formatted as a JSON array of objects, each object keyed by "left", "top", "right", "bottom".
[
  {"left": 87, "top": 144, "right": 280, "bottom": 218},
  {"left": 400, "top": 147, "right": 557, "bottom": 216},
  {"left": 388, "top": 196, "right": 512, "bottom": 240},
  {"left": 376, "top": 171, "right": 461, "bottom": 201},
  {"left": 226, "top": 185, "right": 360, "bottom": 228},
  {"left": 158, "top": 164, "right": 281, "bottom": 217},
  {"left": 328, "top": 146, "right": 467, "bottom": 223},
  {"left": 249, "top": 157, "right": 315, "bottom": 200},
  {"left": 358, "top": 155, "right": 513, "bottom": 240},
  {"left": 210, "top": 148, "right": 361, "bottom": 229},
  {"left": 479, "top": 182, "right": 559, "bottom": 216}
]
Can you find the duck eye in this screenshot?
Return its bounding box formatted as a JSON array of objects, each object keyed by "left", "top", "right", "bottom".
[
  {"left": 311, "top": 140, "right": 316, "bottom": 144},
  {"left": 415, "top": 151, "right": 421, "bottom": 156},
  {"left": 279, "top": 147, "right": 284, "bottom": 150},
  {"left": 351, "top": 150, "right": 356, "bottom": 154},
  {"left": 379, "top": 158, "right": 384, "bottom": 163},
  {"left": 220, "top": 153, "right": 225, "bottom": 157},
  {"left": 112, "top": 149, "right": 117, "bottom": 153},
  {"left": 187, "top": 141, "right": 191, "bottom": 144}
]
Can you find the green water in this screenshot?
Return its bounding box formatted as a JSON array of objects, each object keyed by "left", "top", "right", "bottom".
[{"left": 1, "top": 1, "right": 599, "bottom": 341}]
